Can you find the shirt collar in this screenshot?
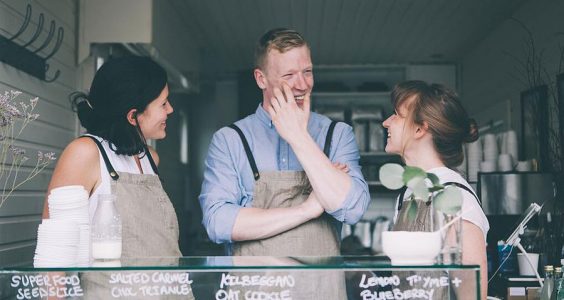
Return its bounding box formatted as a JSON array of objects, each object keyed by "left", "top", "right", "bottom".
[
  {"left": 255, "top": 103, "right": 274, "bottom": 128},
  {"left": 255, "top": 102, "right": 317, "bottom": 130}
]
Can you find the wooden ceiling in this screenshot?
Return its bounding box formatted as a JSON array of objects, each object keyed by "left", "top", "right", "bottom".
[{"left": 169, "top": 0, "right": 526, "bottom": 73}]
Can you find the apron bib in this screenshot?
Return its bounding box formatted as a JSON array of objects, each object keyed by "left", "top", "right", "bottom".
[
  {"left": 391, "top": 183, "right": 481, "bottom": 299},
  {"left": 228, "top": 122, "right": 346, "bottom": 300},
  {"left": 231, "top": 170, "right": 340, "bottom": 256},
  {"left": 82, "top": 136, "right": 194, "bottom": 300}
]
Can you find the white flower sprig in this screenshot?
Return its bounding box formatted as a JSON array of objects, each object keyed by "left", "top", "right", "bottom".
[{"left": 0, "top": 90, "right": 56, "bottom": 207}]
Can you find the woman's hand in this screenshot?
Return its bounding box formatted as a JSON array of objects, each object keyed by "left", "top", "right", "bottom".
[{"left": 333, "top": 162, "right": 349, "bottom": 173}]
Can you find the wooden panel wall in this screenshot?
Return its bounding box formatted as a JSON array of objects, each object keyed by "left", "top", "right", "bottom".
[{"left": 0, "top": 0, "right": 78, "bottom": 266}]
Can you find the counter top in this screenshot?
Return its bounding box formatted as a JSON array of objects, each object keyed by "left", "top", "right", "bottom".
[
  {"left": 1, "top": 255, "right": 480, "bottom": 272},
  {"left": 0, "top": 256, "right": 482, "bottom": 299}
]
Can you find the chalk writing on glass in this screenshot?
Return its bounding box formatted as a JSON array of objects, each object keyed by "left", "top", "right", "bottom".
[
  {"left": 358, "top": 274, "right": 464, "bottom": 300},
  {"left": 10, "top": 274, "right": 83, "bottom": 299},
  {"left": 215, "top": 273, "right": 295, "bottom": 300},
  {"left": 107, "top": 272, "right": 193, "bottom": 298}
]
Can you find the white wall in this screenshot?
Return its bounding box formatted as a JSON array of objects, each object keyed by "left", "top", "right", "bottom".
[
  {"left": 152, "top": 0, "right": 200, "bottom": 75},
  {"left": 461, "top": 0, "right": 564, "bottom": 133},
  {"left": 79, "top": 0, "right": 200, "bottom": 77},
  {"left": 0, "top": 0, "right": 78, "bottom": 265},
  {"left": 407, "top": 64, "right": 457, "bottom": 91}
]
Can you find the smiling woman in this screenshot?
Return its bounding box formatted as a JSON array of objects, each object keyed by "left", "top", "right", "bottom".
[
  {"left": 38, "top": 56, "right": 193, "bottom": 298},
  {"left": 41, "top": 56, "right": 183, "bottom": 260},
  {"left": 382, "top": 80, "right": 489, "bottom": 300},
  {"left": 135, "top": 85, "right": 174, "bottom": 140}
]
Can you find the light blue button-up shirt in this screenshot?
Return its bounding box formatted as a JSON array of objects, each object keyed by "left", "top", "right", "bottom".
[{"left": 199, "top": 104, "right": 370, "bottom": 244}]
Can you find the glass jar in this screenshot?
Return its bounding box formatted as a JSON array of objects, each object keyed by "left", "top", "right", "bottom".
[
  {"left": 91, "top": 194, "right": 122, "bottom": 260},
  {"left": 433, "top": 204, "right": 463, "bottom": 265}
]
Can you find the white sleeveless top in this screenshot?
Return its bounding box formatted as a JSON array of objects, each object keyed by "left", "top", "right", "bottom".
[
  {"left": 393, "top": 166, "right": 490, "bottom": 241},
  {"left": 87, "top": 134, "right": 156, "bottom": 220}
]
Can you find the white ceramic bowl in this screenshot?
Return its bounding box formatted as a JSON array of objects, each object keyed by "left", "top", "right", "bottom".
[{"left": 382, "top": 231, "right": 441, "bottom": 265}]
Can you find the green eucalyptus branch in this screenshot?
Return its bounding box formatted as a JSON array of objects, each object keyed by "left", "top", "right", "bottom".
[{"left": 379, "top": 163, "right": 463, "bottom": 217}]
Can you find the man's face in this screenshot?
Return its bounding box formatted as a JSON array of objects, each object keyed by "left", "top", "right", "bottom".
[{"left": 255, "top": 45, "right": 314, "bottom": 109}]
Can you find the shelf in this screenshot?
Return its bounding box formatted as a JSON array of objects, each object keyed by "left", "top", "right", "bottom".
[
  {"left": 360, "top": 152, "right": 402, "bottom": 165},
  {"left": 367, "top": 180, "right": 382, "bottom": 186},
  {"left": 313, "top": 91, "right": 390, "bottom": 97},
  {"left": 351, "top": 116, "right": 384, "bottom": 122},
  {"left": 368, "top": 182, "right": 398, "bottom": 194},
  {"left": 360, "top": 151, "right": 392, "bottom": 157},
  {"left": 312, "top": 91, "right": 392, "bottom": 108}
]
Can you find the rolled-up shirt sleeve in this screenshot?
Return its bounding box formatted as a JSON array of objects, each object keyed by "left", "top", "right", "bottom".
[
  {"left": 199, "top": 130, "right": 243, "bottom": 244},
  {"left": 325, "top": 124, "right": 370, "bottom": 224}
]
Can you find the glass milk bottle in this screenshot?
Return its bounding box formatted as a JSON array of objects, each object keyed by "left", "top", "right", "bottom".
[
  {"left": 540, "top": 265, "right": 554, "bottom": 300},
  {"left": 91, "top": 194, "right": 122, "bottom": 260},
  {"left": 553, "top": 266, "right": 562, "bottom": 299}
]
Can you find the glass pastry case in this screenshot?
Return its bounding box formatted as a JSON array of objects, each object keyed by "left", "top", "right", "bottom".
[{"left": 0, "top": 256, "right": 480, "bottom": 299}]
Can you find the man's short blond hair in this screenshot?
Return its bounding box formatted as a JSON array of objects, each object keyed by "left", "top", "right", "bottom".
[{"left": 254, "top": 28, "right": 309, "bottom": 70}]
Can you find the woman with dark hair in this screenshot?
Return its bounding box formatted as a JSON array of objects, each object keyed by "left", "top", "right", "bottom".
[
  {"left": 42, "top": 56, "right": 180, "bottom": 259},
  {"left": 383, "top": 80, "right": 489, "bottom": 299}
]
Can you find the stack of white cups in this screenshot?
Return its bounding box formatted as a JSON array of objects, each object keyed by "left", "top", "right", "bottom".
[
  {"left": 464, "top": 129, "right": 524, "bottom": 180},
  {"left": 481, "top": 134, "right": 498, "bottom": 172},
  {"left": 34, "top": 186, "right": 90, "bottom": 267},
  {"left": 466, "top": 139, "right": 482, "bottom": 182},
  {"left": 458, "top": 145, "right": 468, "bottom": 178},
  {"left": 33, "top": 219, "right": 80, "bottom": 267},
  {"left": 353, "top": 222, "right": 372, "bottom": 248},
  {"left": 496, "top": 130, "right": 518, "bottom": 172},
  {"left": 506, "top": 130, "right": 519, "bottom": 163}
]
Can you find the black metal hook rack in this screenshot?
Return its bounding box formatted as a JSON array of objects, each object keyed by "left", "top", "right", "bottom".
[{"left": 0, "top": 4, "right": 64, "bottom": 83}]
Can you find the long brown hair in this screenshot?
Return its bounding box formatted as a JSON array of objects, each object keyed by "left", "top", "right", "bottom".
[{"left": 391, "top": 80, "right": 479, "bottom": 169}]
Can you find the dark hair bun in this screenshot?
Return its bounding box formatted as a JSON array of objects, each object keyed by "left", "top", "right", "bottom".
[
  {"left": 465, "top": 118, "right": 479, "bottom": 143},
  {"left": 70, "top": 92, "right": 100, "bottom": 132},
  {"left": 69, "top": 56, "right": 168, "bottom": 155}
]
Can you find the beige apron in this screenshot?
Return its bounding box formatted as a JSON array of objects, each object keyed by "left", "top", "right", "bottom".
[
  {"left": 392, "top": 197, "right": 449, "bottom": 299},
  {"left": 82, "top": 136, "right": 194, "bottom": 299},
  {"left": 228, "top": 123, "right": 346, "bottom": 300},
  {"left": 392, "top": 184, "right": 480, "bottom": 299},
  {"left": 232, "top": 171, "right": 341, "bottom": 256}
]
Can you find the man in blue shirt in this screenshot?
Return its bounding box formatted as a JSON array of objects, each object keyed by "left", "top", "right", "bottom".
[{"left": 199, "top": 28, "right": 370, "bottom": 256}]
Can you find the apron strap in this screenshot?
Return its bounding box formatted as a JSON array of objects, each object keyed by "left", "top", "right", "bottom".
[
  {"left": 143, "top": 145, "right": 160, "bottom": 176},
  {"left": 323, "top": 121, "right": 339, "bottom": 157},
  {"left": 397, "top": 181, "right": 481, "bottom": 211},
  {"left": 229, "top": 121, "right": 339, "bottom": 181},
  {"left": 443, "top": 181, "right": 481, "bottom": 206},
  {"left": 229, "top": 124, "right": 260, "bottom": 181},
  {"left": 81, "top": 135, "right": 119, "bottom": 181},
  {"left": 397, "top": 186, "right": 408, "bottom": 211}
]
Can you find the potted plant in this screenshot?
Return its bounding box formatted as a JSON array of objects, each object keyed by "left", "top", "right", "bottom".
[{"left": 379, "top": 163, "right": 464, "bottom": 265}]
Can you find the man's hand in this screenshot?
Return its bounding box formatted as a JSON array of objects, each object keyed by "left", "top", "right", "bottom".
[{"left": 265, "top": 83, "right": 311, "bottom": 145}]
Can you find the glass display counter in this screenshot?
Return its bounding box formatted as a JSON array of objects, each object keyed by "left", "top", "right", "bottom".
[{"left": 0, "top": 256, "right": 480, "bottom": 299}]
